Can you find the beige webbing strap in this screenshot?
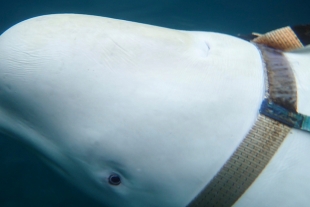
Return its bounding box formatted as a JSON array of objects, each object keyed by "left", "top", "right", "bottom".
[
  {"left": 186, "top": 24, "right": 304, "bottom": 207},
  {"left": 255, "top": 44, "right": 297, "bottom": 112},
  {"left": 253, "top": 26, "right": 303, "bottom": 51},
  {"left": 187, "top": 115, "right": 290, "bottom": 207}
]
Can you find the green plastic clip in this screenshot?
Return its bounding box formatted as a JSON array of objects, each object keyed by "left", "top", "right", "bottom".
[{"left": 260, "top": 99, "right": 310, "bottom": 132}]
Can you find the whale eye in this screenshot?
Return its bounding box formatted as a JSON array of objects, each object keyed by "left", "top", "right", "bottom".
[{"left": 108, "top": 174, "right": 121, "bottom": 185}]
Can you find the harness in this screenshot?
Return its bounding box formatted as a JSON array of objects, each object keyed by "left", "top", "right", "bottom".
[{"left": 187, "top": 24, "right": 310, "bottom": 207}]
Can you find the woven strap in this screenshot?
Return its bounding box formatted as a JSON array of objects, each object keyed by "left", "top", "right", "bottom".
[
  {"left": 187, "top": 23, "right": 310, "bottom": 206},
  {"left": 252, "top": 26, "right": 303, "bottom": 51},
  {"left": 186, "top": 24, "right": 309, "bottom": 206},
  {"left": 187, "top": 44, "right": 296, "bottom": 207},
  {"left": 252, "top": 24, "right": 310, "bottom": 51},
  {"left": 187, "top": 115, "right": 290, "bottom": 207}
]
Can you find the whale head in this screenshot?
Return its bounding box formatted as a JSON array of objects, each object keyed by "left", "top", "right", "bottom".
[{"left": 0, "top": 14, "right": 263, "bottom": 206}]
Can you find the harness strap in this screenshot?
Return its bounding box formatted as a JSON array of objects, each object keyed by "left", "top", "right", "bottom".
[
  {"left": 187, "top": 115, "right": 290, "bottom": 207},
  {"left": 252, "top": 24, "right": 310, "bottom": 51},
  {"left": 260, "top": 99, "right": 310, "bottom": 132},
  {"left": 187, "top": 24, "right": 310, "bottom": 207}
]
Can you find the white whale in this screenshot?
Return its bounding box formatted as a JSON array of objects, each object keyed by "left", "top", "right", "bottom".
[{"left": 0, "top": 14, "right": 309, "bottom": 207}]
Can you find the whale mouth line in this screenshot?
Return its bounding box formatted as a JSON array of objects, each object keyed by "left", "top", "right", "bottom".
[{"left": 30, "top": 147, "right": 71, "bottom": 178}]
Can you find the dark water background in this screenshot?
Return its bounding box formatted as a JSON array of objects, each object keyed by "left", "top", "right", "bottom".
[{"left": 0, "top": 0, "right": 309, "bottom": 206}]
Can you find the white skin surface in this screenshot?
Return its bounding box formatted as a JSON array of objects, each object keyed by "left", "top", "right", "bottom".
[{"left": 0, "top": 14, "right": 309, "bottom": 207}]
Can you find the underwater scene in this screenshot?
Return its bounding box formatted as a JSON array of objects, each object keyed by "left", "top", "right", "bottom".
[{"left": 0, "top": 0, "right": 309, "bottom": 207}]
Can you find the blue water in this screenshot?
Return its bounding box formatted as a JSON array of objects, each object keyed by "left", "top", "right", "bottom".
[
  {"left": 1, "top": 0, "right": 309, "bottom": 35},
  {"left": 0, "top": 0, "right": 309, "bottom": 206}
]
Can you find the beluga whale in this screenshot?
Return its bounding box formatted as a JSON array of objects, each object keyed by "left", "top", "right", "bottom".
[{"left": 0, "top": 14, "right": 309, "bottom": 207}]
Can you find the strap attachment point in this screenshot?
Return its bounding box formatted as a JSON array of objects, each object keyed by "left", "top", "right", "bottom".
[{"left": 260, "top": 99, "right": 310, "bottom": 132}]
